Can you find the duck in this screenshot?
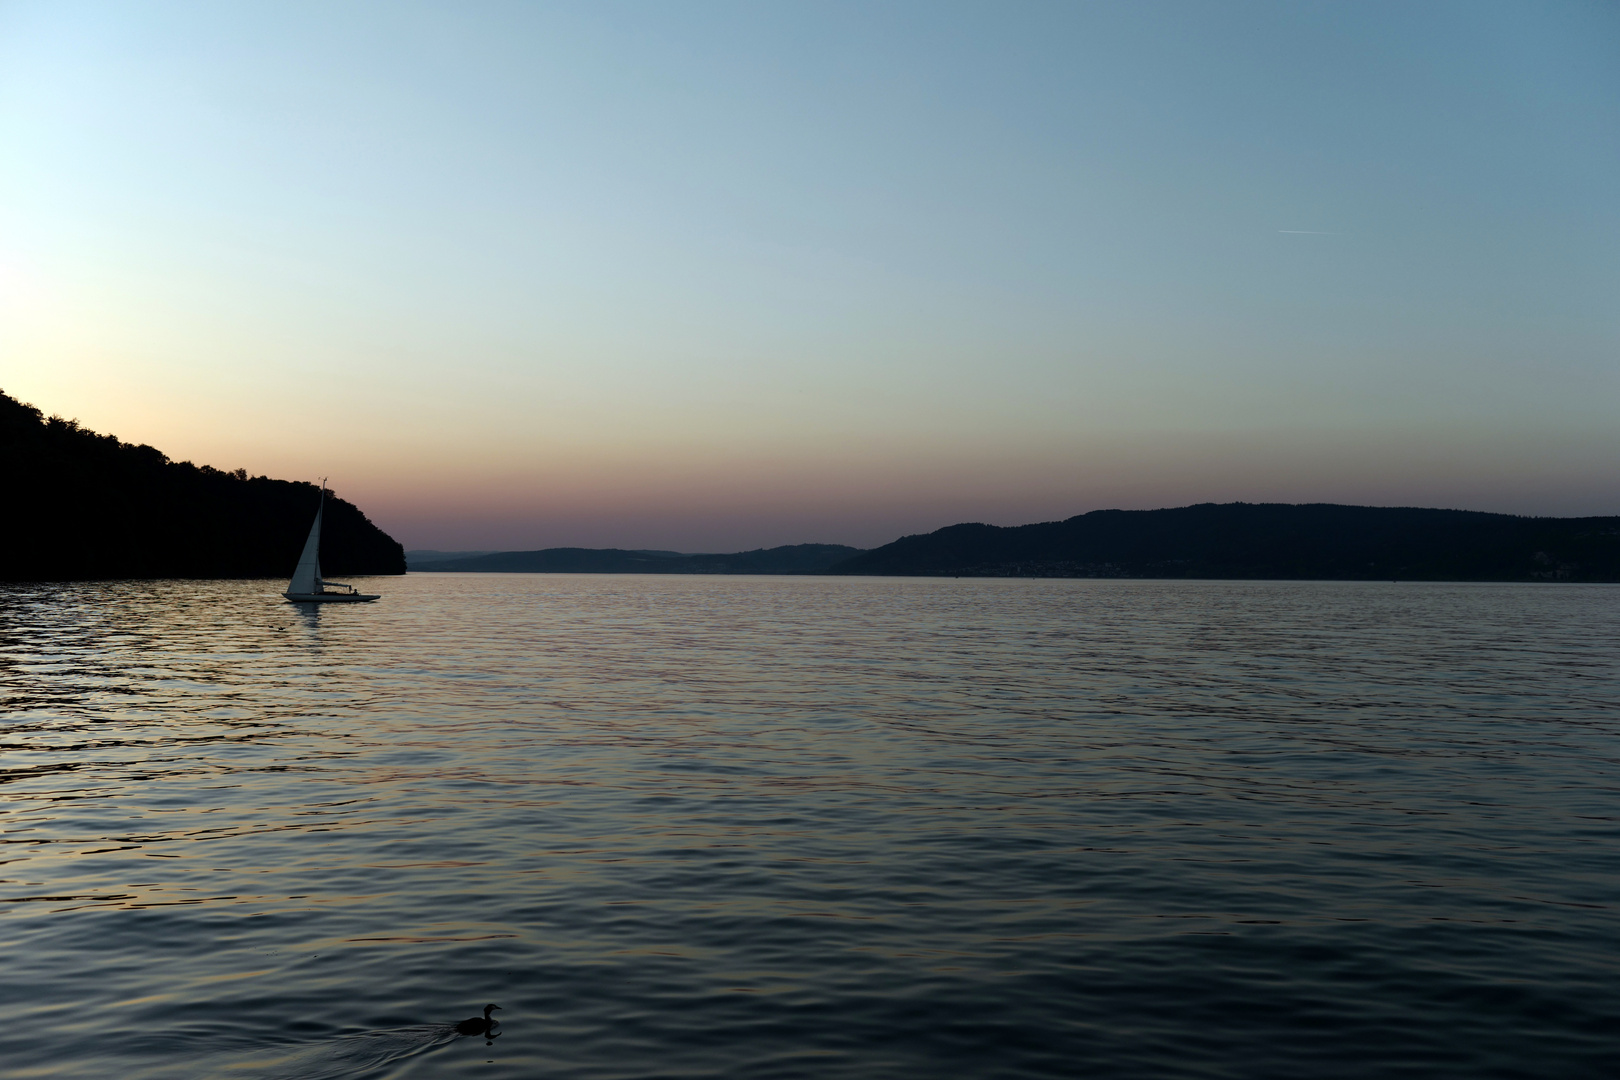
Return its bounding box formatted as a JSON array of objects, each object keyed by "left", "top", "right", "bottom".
[{"left": 455, "top": 1003, "right": 501, "bottom": 1036}]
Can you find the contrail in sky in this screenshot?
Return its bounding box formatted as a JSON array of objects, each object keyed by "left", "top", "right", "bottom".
[{"left": 1278, "top": 230, "right": 1336, "bottom": 234}]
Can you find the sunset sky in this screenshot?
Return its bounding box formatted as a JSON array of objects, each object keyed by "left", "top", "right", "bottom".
[{"left": 3, "top": 1, "right": 1616, "bottom": 551}]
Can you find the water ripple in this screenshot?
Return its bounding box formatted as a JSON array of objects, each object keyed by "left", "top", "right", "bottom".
[{"left": 1, "top": 576, "right": 1617, "bottom": 1078}]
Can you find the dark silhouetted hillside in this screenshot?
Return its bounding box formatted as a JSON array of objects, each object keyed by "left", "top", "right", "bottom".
[
  {"left": 1, "top": 390, "right": 405, "bottom": 581},
  {"left": 828, "top": 503, "right": 1620, "bottom": 581},
  {"left": 423, "top": 543, "right": 863, "bottom": 574}
]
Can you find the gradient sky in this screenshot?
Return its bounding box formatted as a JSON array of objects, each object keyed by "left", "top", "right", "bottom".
[{"left": 2, "top": 1, "right": 1616, "bottom": 551}]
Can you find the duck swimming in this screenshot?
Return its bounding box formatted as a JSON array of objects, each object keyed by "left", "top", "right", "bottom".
[{"left": 455, "top": 1003, "right": 501, "bottom": 1037}]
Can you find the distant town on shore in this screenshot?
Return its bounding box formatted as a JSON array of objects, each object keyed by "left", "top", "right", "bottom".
[{"left": 6, "top": 389, "right": 1618, "bottom": 584}]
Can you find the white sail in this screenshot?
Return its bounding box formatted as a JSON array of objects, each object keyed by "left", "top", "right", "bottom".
[
  {"left": 286, "top": 489, "right": 324, "bottom": 596},
  {"left": 283, "top": 480, "right": 379, "bottom": 603}
]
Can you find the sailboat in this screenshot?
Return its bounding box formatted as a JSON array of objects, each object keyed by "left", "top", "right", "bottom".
[{"left": 283, "top": 481, "right": 380, "bottom": 603}]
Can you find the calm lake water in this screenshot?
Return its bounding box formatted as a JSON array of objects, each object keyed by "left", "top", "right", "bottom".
[{"left": 2, "top": 574, "right": 1616, "bottom": 1079}]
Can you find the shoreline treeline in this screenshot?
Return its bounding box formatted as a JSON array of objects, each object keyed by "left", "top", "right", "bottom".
[{"left": 1, "top": 390, "right": 405, "bottom": 582}]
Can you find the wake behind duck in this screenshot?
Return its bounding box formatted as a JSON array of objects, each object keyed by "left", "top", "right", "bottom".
[{"left": 133, "top": 1005, "right": 501, "bottom": 1080}]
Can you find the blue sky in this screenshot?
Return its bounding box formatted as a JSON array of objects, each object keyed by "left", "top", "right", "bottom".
[{"left": 2, "top": 1, "right": 1616, "bottom": 549}]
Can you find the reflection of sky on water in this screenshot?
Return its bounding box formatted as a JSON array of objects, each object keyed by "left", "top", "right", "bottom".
[{"left": 1, "top": 575, "right": 1617, "bottom": 1078}]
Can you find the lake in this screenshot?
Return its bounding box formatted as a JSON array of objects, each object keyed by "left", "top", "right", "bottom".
[{"left": 2, "top": 574, "right": 1616, "bottom": 1078}]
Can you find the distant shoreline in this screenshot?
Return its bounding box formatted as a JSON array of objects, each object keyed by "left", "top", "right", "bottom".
[
  {"left": 412, "top": 503, "right": 1620, "bottom": 584},
  {"left": 409, "top": 543, "right": 864, "bottom": 575},
  {"left": 405, "top": 571, "right": 1614, "bottom": 585}
]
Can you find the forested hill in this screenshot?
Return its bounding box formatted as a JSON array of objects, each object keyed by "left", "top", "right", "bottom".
[
  {"left": 1, "top": 390, "right": 405, "bottom": 581},
  {"left": 829, "top": 503, "right": 1620, "bottom": 581}
]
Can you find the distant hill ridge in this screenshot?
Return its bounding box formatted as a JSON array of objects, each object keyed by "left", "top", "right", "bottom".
[
  {"left": 831, "top": 503, "right": 1620, "bottom": 581},
  {"left": 416, "top": 504, "right": 1620, "bottom": 582},
  {"left": 1, "top": 389, "right": 405, "bottom": 581}
]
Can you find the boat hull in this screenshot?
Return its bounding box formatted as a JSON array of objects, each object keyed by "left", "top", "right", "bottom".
[{"left": 284, "top": 592, "right": 380, "bottom": 603}]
